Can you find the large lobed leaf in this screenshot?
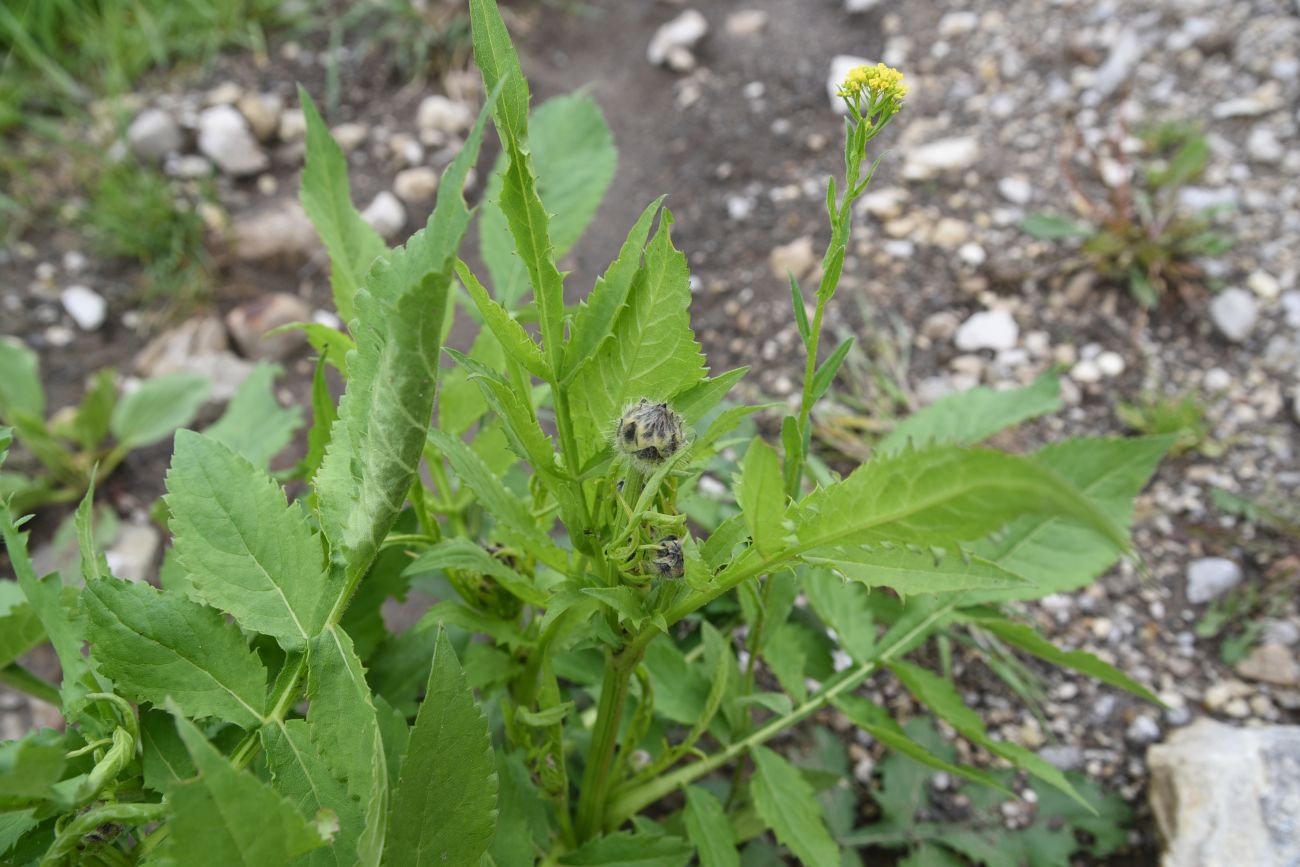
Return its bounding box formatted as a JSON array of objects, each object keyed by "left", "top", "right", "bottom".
[
  {"left": 970, "top": 436, "right": 1171, "bottom": 600},
  {"left": 384, "top": 627, "right": 497, "bottom": 866},
  {"left": 203, "top": 362, "right": 303, "bottom": 468},
  {"left": 165, "top": 714, "right": 326, "bottom": 865},
  {"left": 789, "top": 446, "right": 1129, "bottom": 559},
  {"left": 571, "top": 210, "right": 707, "bottom": 457},
  {"left": 298, "top": 86, "right": 389, "bottom": 325},
  {"left": 83, "top": 576, "right": 268, "bottom": 728},
  {"left": 749, "top": 746, "right": 840, "bottom": 867},
  {"left": 0, "top": 580, "right": 44, "bottom": 669},
  {"left": 877, "top": 373, "right": 1061, "bottom": 456},
  {"left": 315, "top": 87, "right": 496, "bottom": 585},
  {"left": 110, "top": 373, "right": 208, "bottom": 450},
  {"left": 166, "top": 430, "right": 335, "bottom": 650}
]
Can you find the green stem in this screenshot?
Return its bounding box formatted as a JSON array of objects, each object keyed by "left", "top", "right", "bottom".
[
  {"left": 0, "top": 663, "right": 61, "bottom": 705},
  {"left": 574, "top": 647, "right": 643, "bottom": 840},
  {"left": 607, "top": 601, "right": 952, "bottom": 827}
]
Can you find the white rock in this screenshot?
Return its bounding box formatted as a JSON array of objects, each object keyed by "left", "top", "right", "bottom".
[
  {"left": 1247, "top": 271, "right": 1281, "bottom": 300},
  {"left": 1186, "top": 557, "right": 1242, "bottom": 604},
  {"left": 133, "top": 316, "right": 253, "bottom": 403},
  {"left": 1236, "top": 643, "right": 1300, "bottom": 687},
  {"left": 1070, "top": 359, "right": 1102, "bottom": 384},
  {"left": 827, "top": 55, "right": 871, "bottom": 114},
  {"left": 197, "top": 105, "right": 269, "bottom": 177},
  {"left": 937, "top": 11, "right": 978, "bottom": 37},
  {"left": 1177, "top": 186, "right": 1239, "bottom": 213},
  {"left": 393, "top": 167, "right": 440, "bottom": 204},
  {"left": 647, "top": 10, "right": 708, "bottom": 67},
  {"left": 844, "top": 0, "right": 881, "bottom": 11},
  {"left": 1148, "top": 719, "right": 1300, "bottom": 867},
  {"left": 1281, "top": 291, "right": 1300, "bottom": 329},
  {"left": 1203, "top": 367, "right": 1232, "bottom": 391},
  {"left": 1088, "top": 29, "right": 1143, "bottom": 100},
  {"left": 768, "top": 236, "right": 817, "bottom": 282},
  {"left": 278, "top": 109, "right": 307, "bottom": 143},
  {"left": 724, "top": 9, "right": 767, "bottom": 36},
  {"left": 957, "top": 242, "right": 986, "bottom": 266},
  {"left": 105, "top": 523, "right": 161, "bottom": 583},
  {"left": 954, "top": 310, "right": 1018, "bottom": 352},
  {"left": 1209, "top": 287, "right": 1259, "bottom": 343},
  {"left": 1096, "top": 351, "right": 1126, "bottom": 377},
  {"left": 127, "top": 108, "right": 182, "bottom": 162},
  {"left": 236, "top": 92, "right": 283, "bottom": 142},
  {"left": 665, "top": 46, "right": 697, "bottom": 73},
  {"left": 903, "top": 137, "right": 980, "bottom": 180},
  {"left": 361, "top": 191, "right": 407, "bottom": 241},
  {"left": 331, "top": 122, "right": 369, "bottom": 153},
  {"left": 231, "top": 200, "right": 320, "bottom": 263},
  {"left": 416, "top": 95, "right": 474, "bottom": 137},
  {"left": 60, "top": 285, "right": 107, "bottom": 331},
  {"left": 858, "top": 186, "right": 909, "bottom": 219},
  {"left": 225, "top": 293, "right": 312, "bottom": 361},
  {"left": 63, "top": 251, "right": 87, "bottom": 274},
  {"left": 165, "top": 152, "right": 213, "bottom": 178},
  {"left": 930, "top": 217, "right": 969, "bottom": 248},
  {"left": 997, "top": 176, "right": 1033, "bottom": 205},
  {"left": 1247, "top": 127, "right": 1284, "bottom": 164}
]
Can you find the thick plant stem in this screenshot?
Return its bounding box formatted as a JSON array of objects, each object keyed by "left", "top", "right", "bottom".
[
  {"left": 0, "top": 663, "right": 60, "bottom": 706},
  {"left": 574, "top": 647, "right": 642, "bottom": 840}
]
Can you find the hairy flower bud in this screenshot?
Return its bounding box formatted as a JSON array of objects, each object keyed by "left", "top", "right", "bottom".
[
  {"left": 615, "top": 399, "right": 686, "bottom": 466},
  {"left": 648, "top": 535, "right": 685, "bottom": 580}
]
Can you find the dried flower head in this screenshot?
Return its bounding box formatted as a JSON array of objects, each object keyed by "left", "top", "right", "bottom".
[{"left": 615, "top": 399, "right": 686, "bottom": 466}]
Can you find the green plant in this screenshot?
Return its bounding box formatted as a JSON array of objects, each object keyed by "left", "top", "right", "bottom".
[
  {"left": 0, "top": 347, "right": 299, "bottom": 514},
  {"left": 83, "top": 158, "right": 216, "bottom": 304},
  {"left": 1021, "top": 120, "right": 1233, "bottom": 308},
  {"left": 1115, "top": 389, "right": 1215, "bottom": 456},
  {"left": 0, "top": 5, "right": 1170, "bottom": 864},
  {"left": 843, "top": 718, "right": 1132, "bottom": 866}
]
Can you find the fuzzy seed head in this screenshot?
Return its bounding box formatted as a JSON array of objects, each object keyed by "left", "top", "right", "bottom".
[
  {"left": 649, "top": 535, "right": 685, "bottom": 580},
  {"left": 615, "top": 399, "right": 686, "bottom": 466}
]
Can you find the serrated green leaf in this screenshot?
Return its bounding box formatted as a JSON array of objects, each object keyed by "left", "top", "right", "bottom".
[
  {"left": 298, "top": 87, "right": 388, "bottom": 324},
  {"left": 445, "top": 348, "right": 557, "bottom": 476},
  {"left": 110, "top": 373, "right": 208, "bottom": 449},
  {"left": 564, "top": 197, "right": 665, "bottom": 381},
  {"left": 761, "top": 622, "right": 809, "bottom": 702},
  {"left": 2, "top": 493, "right": 95, "bottom": 711},
  {"left": 0, "top": 731, "right": 65, "bottom": 809},
  {"left": 749, "top": 745, "right": 839, "bottom": 867},
  {"left": 315, "top": 87, "right": 497, "bottom": 587},
  {"left": 888, "top": 660, "right": 1092, "bottom": 811},
  {"left": 0, "top": 808, "right": 39, "bottom": 858},
  {"left": 641, "top": 638, "right": 709, "bottom": 725},
  {"left": 789, "top": 275, "right": 811, "bottom": 349},
  {"left": 263, "top": 720, "right": 362, "bottom": 867},
  {"left": 456, "top": 259, "right": 550, "bottom": 379},
  {"left": 67, "top": 368, "right": 116, "bottom": 450},
  {"left": 307, "top": 626, "right": 389, "bottom": 867},
  {"left": 140, "top": 707, "right": 195, "bottom": 793},
  {"left": 558, "top": 830, "right": 694, "bottom": 866},
  {"left": 803, "top": 569, "right": 874, "bottom": 663},
  {"left": 803, "top": 546, "right": 1026, "bottom": 594},
  {"left": 572, "top": 209, "right": 707, "bottom": 458},
  {"left": 963, "top": 613, "right": 1160, "bottom": 703},
  {"left": 970, "top": 436, "right": 1171, "bottom": 600},
  {"left": 167, "top": 431, "right": 335, "bottom": 650},
  {"left": 167, "top": 713, "right": 325, "bottom": 865},
  {"left": 490, "top": 750, "right": 549, "bottom": 867},
  {"left": 385, "top": 626, "right": 498, "bottom": 866},
  {"left": 83, "top": 576, "right": 268, "bottom": 727},
  {"left": 878, "top": 374, "right": 1062, "bottom": 456},
  {"left": 304, "top": 353, "right": 339, "bottom": 481},
  {"left": 480, "top": 93, "right": 618, "bottom": 310},
  {"left": 671, "top": 367, "right": 749, "bottom": 426},
  {"left": 0, "top": 580, "right": 44, "bottom": 668},
  {"left": 789, "top": 446, "right": 1129, "bottom": 559},
  {"left": 738, "top": 437, "right": 785, "bottom": 558},
  {"left": 683, "top": 787, "right": 739, "bottom": 867},
  {"left": 204, "top": 362, "right": 304, "bottom": 468},
  {"left": 0, "top": 337, "right": 43, "bottom": 420}
]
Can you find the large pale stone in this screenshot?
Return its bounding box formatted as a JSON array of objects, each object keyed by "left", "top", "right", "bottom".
[{"left": 1148, "top": 718, "right": 1300, "bottom": 867}]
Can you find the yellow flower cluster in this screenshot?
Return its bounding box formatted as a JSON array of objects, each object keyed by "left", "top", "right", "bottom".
[{"left": 837, "top": 62, "right": 909, "bottom": 107}]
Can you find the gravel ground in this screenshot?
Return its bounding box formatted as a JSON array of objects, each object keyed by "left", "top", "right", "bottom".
[{"left": 2, "top": 0, "right": 1299, "bottom": 859}]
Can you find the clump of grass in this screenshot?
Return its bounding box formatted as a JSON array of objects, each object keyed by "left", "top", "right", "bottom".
[
  {"left": 82, "top": 159, "right": 215, "bottom": 305},
  {"left": 1115, "top": 389, "right": 1216, "bottom": 456},
  {"left": 0, "top": 0, "right": 293, "bottom": 129},
  {"left": 1021, "top": 119, "right": 1234, "bottom": 308}
]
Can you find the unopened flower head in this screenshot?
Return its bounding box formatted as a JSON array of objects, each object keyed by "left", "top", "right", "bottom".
[
  {"left": 837, "top": 62, "right": 908, "bottom": 121},
  {"left": 615, "top": 399, "right": 686, "bottom": 466},
  {"left": 648, "top": 535, "right": 685, "bottom": 580}
]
